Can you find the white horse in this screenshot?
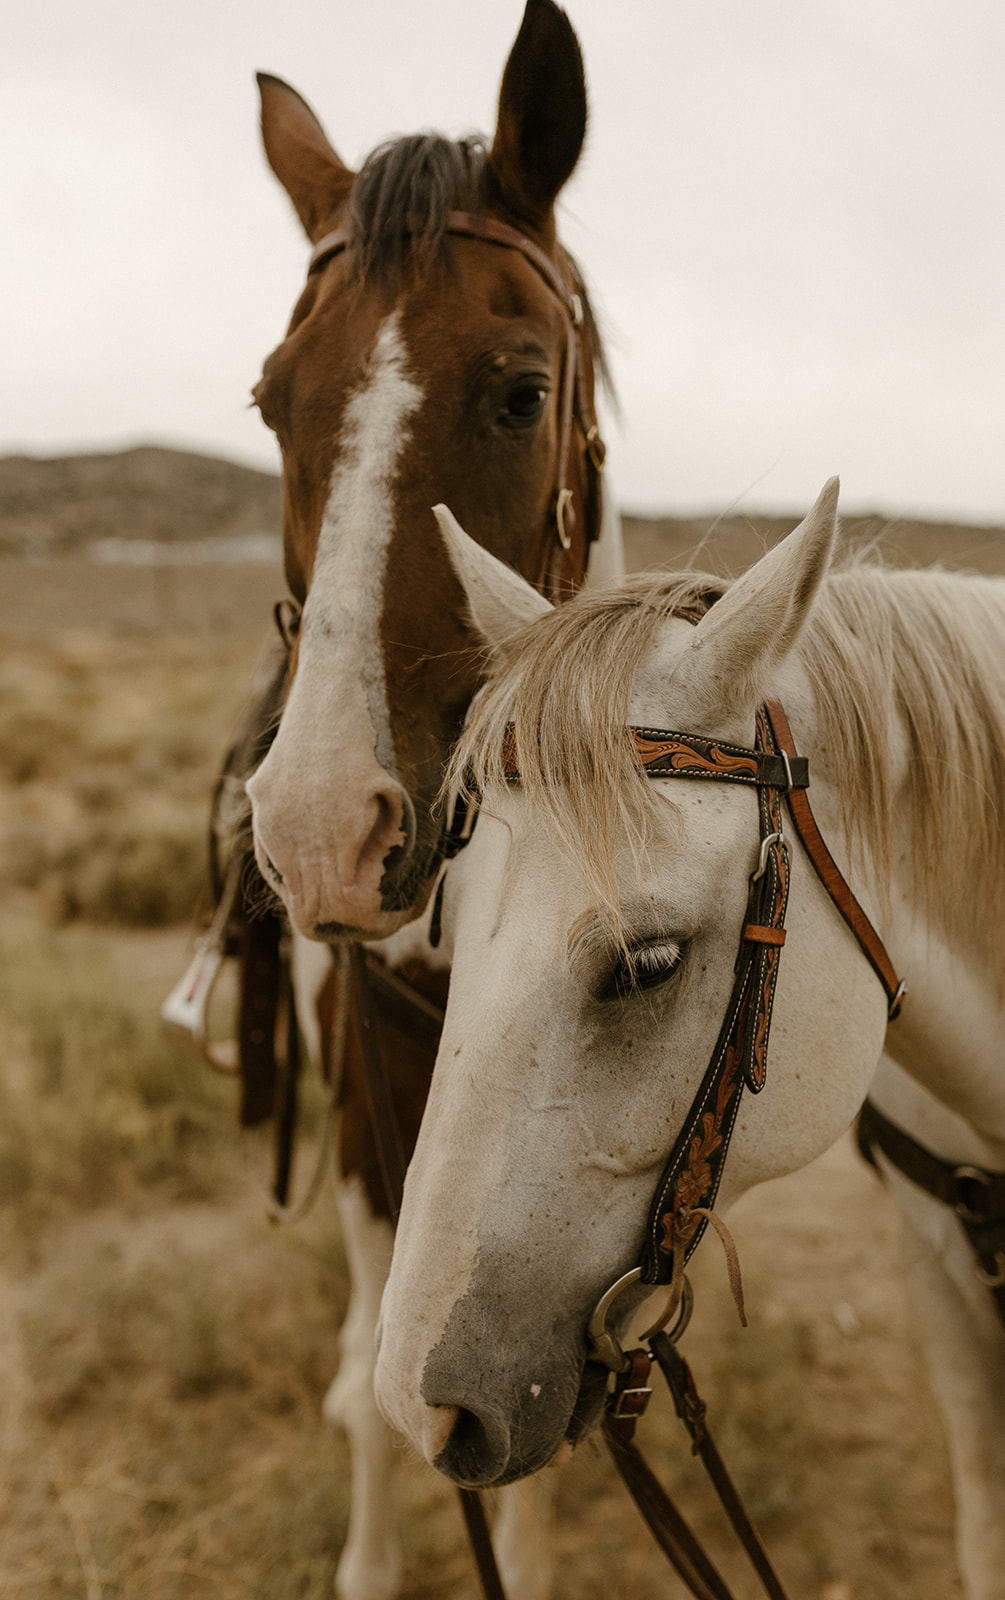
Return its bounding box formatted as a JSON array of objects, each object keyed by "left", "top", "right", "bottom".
[{"left": 375, "top": 482, "right": 1005, "bottom": 1598}]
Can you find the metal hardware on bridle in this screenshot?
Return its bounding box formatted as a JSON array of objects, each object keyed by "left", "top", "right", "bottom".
[
  {"left": 586, "top": 1265, "right": 695, "bottom": 1376},
  {"left": 308, "top": 209, "right": 606, "bottom": 565},
  {"left": 555, "top": 487, "right": 575, "bottom": 551},
  {"left": 161, "top": 849, "right": 244, "bottom": 1074},
  {"left": 751, "top": 831, "right": 782, "bottom": 884}
]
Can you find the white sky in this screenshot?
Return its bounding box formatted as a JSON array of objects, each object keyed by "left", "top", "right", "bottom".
[{"left": 3, "top": 0, "right": 1003, "bottom": 520}]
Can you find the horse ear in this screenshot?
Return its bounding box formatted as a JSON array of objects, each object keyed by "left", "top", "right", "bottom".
[
  {"left": 664, "top": 478, "right": 840, "bottom": 725},
  {"left": 257, "top": 73, "right": 355, "bottom": 242},
  {"left": 433, "top": 504, "right": 553, "bottom": 656},
  {"left": 488, "top": 0, "right": 587, "bottom": 229}
]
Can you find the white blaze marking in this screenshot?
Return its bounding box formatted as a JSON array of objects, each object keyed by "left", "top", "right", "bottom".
[{"left": 300, "top": 310, "right": 423, "bottom": 772}]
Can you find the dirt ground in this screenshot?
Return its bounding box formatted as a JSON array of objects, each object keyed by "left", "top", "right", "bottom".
[
  {"left": 1, "top": 520, "right": 997, "bottom": 1598},
  {"left": 0, "top": 912, "right": 966, "bottom": 1599}
]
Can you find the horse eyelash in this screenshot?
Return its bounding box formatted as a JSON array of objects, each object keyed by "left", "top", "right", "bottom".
[{"left": 606, "top": 941, "right": 684, "bottom": 1001}]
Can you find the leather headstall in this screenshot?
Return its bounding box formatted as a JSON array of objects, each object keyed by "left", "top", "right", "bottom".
[
  {"left": 629, "top": 697, "right": 906, "bottom": 1286},
  {"left": 633, "top": 703, "right": 794, "bottom": 1283},
  {"left": 308, "top": 210, "right": 606, "bottom": 597}
]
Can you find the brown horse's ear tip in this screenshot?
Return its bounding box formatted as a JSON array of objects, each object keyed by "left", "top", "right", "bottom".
[
  {"left": 256, "top": 71, "right": 306, "bottom": 105},
  {"left": 257, "top": 70, "right": 299, "bottom": 94}
]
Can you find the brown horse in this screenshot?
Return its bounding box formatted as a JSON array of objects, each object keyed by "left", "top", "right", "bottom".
[
  {"left": 241, "top": 4, "right": 621, "bottom": 1598},
  {"left": 246, "top": 1, "right": 615, "bottom": 947}
]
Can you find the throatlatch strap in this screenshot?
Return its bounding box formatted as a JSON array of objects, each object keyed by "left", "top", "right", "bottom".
[{"left": 857, "top": 1098, "right": 1005, "bottom": 1323}]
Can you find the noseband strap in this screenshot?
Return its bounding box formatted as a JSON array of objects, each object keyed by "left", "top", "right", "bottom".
[{"left": 308, "top": 211, "right": 605, "bottom": 590}]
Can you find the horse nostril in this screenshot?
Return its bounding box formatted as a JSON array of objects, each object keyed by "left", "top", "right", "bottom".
[
  {"left": 420, "top": 1402, "right": 457, "bottom": 1463},
  {"left": 433, "top": 1404, "right": 512, "bottom": 1488},
  {"left": 394, "top": 787, "right": 417, "bottom": 859},
  {"left": 378, "top": 787, "right": 420, "bottom": 903}
]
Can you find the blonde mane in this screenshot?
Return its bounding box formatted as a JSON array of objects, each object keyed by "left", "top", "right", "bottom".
[{"left": 446, "top": 563, "right": 1005, "bottom": 986}]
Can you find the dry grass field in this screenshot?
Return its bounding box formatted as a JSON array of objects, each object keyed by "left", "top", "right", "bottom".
[{"left": 2, "top": 458, "right": 1002, "bottom": 1599}]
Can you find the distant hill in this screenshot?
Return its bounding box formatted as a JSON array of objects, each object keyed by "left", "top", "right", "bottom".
[
  {"left": 1, "top": 445, "right": 1002, "bottom": 576},
  {"left": 0, "top": 446, "right": 281, "bottom": 557},
  {"left": 622, "top": 506, "right": 1005, "bottom": 578}
]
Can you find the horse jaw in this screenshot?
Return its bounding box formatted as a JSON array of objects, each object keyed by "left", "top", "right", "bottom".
[
  {"left": 434, "top": 504, "right": 553, "bottom": 657},
  {"left": 641, "top": 476, "right": 840, "bottom": 735}
]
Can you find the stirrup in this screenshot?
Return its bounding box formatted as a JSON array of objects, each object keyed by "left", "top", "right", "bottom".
[{"left": 160, "top": 853, "right": 243, "bottom": 1072}]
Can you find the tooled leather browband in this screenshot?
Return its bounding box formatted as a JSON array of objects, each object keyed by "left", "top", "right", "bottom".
[{"left": 632, "top": 728, "right": 809, "bottom": 793}]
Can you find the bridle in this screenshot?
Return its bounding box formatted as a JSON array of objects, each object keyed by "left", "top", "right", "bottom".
[
  {"left": 447, "top": 675, "right": 907, "bottom": 1598},
  {"left": 309, "top": 210, "right": 610, "bottom": 918},
  {"left": 586, "top": 694, "right": 906, "bottom": 1355},
  {"left": 573, "top": 692, "right": 907, "bottom": 1600},
  {"left": 308, "top": 209, "right": 607, "bottom": 594}
]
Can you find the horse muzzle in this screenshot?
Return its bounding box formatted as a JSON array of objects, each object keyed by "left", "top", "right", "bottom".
[
  {"left": 375, "top": 1305, "right": 605, "bottom": 1488},
  {"left": 246, "top": 761, "right": 422, "bottom": 940}
]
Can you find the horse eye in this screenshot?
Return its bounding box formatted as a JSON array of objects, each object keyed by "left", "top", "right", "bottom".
[
  {"left": 599, "top": 942, "right": 684, "bottom": 1002},
  {"left": 501, "top": 381, "right": 548, "bottom": 425}
]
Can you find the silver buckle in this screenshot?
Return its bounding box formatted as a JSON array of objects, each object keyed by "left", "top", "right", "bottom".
[
  {"left": 750, "top": 831, "right": 783, "bottom": 885},
  {"left": 610, "top": 1384, "right": 653, "bottom": 1419},
  {"left": 160, "top": 940, "right": 238, "bottom": 1073},
  {"left": 555, "top": 487, "right": 574, "bottom": 550}
]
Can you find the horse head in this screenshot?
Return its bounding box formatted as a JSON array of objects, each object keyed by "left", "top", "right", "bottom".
[
  {"left": 245, "top": 0, "right": 610, "bottom": 941},
  {"left": 374, "top": 483, "right": 895, "bottom": 1486}
]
